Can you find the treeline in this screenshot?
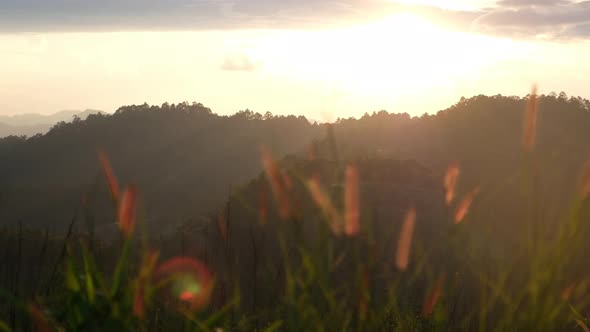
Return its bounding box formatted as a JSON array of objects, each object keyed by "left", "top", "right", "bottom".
[
  {"left": 0, "top": 102, "right": 322, "bottom": 232},
  {"left": 1, "top": 92, "right": 590, "bottom": 240},
  {"left": 1, "top": 92, "right": 590, "bottom": 330}
]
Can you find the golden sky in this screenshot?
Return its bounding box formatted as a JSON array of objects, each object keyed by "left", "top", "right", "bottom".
[{"left": 1, "top": 0, "right": 589, "bottom": 118}]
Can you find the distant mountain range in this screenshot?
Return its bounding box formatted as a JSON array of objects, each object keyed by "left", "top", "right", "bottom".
[
  {"left": 0, "top": 94, "right": 588, "bottom": 236},
  {"left": 0, "top": 109, "right": 104, "bottom": 137}
]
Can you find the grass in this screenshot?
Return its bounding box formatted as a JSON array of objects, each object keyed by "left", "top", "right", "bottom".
[{"left": 1, "top": 86, "right": 590, "bottom": 331}]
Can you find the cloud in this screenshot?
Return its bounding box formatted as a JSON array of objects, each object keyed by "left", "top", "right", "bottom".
[
  {"left": 0, "top": 0, "right": 401, "bottom": 32},
  {"left": 496, "top": 0, "right": 569, "bottom": 7},
  {"left": 220, "top": 54, "right": 260, "bottom": 71},
  {"left": 0, "top": 0, "right": 589, "bottom": 40},
  {"left": 472, "top": 0, "right": 590, "bottom": 39}
]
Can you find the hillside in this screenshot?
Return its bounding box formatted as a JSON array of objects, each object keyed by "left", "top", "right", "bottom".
[
  {"left": 2, "top": 93, "right": 590, "bottom": 331},
  {"left": 0, "top": 103, "right": 321, "bottom": 232},
  {"left": 1, "top": 93, "right": 590, "bottom": 238},
  {"left": 0, "top": 109, "right": 104, "bottom": 138},
  {"left": 321, "top": 93, "right": 590, "bottom": 246}
]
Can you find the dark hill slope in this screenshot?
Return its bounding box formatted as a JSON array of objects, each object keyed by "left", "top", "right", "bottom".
[
  {"left": 192, "top": 156, "right": 449, "bottom": 313},
  {"left": 0, "top": 103, "right": 322, "bottom": 232},
  {"left": 2, "top": 93, "right": 590, "bottom": 240},
  {"left": 320, "top": 94, "right": 590, "bottom": 246}
]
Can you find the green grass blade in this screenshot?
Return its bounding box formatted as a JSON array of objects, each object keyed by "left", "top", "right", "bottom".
[
  {"left": 0, "top": 320, "right": 12, "bottom": 332},
  {"left": 110, "top": 237, "right": 131, "bottom": 298}
]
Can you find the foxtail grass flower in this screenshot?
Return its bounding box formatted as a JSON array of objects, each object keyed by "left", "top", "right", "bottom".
[
  {"left": 359, "top": 268, "right": 370, "bottom": 321},
  {"left": 118, "top": 185, "right": 138, "bottom": 237},
  {"left": 576, "top": 319, "right": 590, "bottom": 332},
  {"left": 345, "top": 164, "right": 360, "bottom": 237},
  {"left": 258, "top": 184, "right": 268, "bottom": 225},
  {"left": 282, "top": 170, "right": 293, "bottom": 191},
  {"left": 561, "top": 284, "right": 575, "bottom": 301},
  {"left": 423, "top": 273, "right": 445, "bottom": 317},
  {"left": 396, "top": 207, "right": 416, "bottom": 271},
  {"left": 260, "top": 146, "right": 291, "bottom": 219},
  {"left": 28, "top": 304, "right": 51, "bottom": 332},
  {"left": 308, "top": 178, "right": 343, "bottom": 235},
  {"left": 217, "top": 213, "right": 228, "bottom": 242},
  {"left": 133, "top": 251, "right": 160, "bottom": 318},
  {"left": 444, "top": 162, "right": 460, "bottom": 205},
  {"left": 578, "top": 161, "right": 590, "bottom": 199},
  {"left": 454, "top": 187, "right": 480, "bottom": 224},
  {"left": 306, "top": 143, "right": 315, "bottom": 161},
  {"left": 98, "top": 150, "right": 120, "bottom": 202},
  {"left": 523, "top": 84, "right": 538, "bottom": 152}
]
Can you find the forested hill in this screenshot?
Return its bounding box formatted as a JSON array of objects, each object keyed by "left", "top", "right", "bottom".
[
  {"left": 0, "top": 109, "right": 104, "bottom": 137},
  {"left": 1, "top": 93, "right": 590, "bottom": 239},
  {"left": 0, "top": 103, "right": 322, "bottom": 232},
  {"left": 318, "top": 93, "right": 590, "bottom": 246}
]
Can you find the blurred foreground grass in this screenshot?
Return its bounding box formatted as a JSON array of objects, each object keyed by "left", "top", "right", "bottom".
[{"left": 2, "top": 86, "right": 590, "bottom": 331}]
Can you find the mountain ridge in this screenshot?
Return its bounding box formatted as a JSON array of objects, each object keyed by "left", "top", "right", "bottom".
[
  {"left": 0, "top": 109, "right": 104, "bottom": 138},
  {"left": 1, "top": 93, "right": 589, "bottom": 238}
]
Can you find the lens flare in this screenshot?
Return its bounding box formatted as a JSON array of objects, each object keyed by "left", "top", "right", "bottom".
[{"left": 155, "top": 257, "right": 214, "bottom": 311}]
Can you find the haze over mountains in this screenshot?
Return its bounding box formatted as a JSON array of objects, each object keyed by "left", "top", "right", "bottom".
[
  {"left": 2, "top": 92, "right": 590, "bottom": 330},
  {"left": 0, "top": 109, "right": 103, "bottom": 138},
  {"left": 1, "top": 92, "right": 589, "bottom": 240},
  {"left": 3, "top": 0, "right": 590, "bottom": 328},
  {"left": 0, "top": 103, "right": 319, "bottom": 233}
]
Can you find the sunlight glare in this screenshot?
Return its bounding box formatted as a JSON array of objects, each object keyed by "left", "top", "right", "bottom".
[
  {"left": 254, "top": 12, "right": 520, "bottom": 111},
  {"left": 391, "top": 0, "right": 492, "bottom": 11}
]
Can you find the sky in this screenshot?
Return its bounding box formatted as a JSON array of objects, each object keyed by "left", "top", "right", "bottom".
[{"left": 1, "top": 0, "right": 590, "bottom": 119}]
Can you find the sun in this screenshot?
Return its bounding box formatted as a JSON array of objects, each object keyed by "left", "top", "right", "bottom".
[
  {"left": 390, "top": 0, "right": 493, "bottom": 11},
  {"left": 243, "top": 10, "right": 524, "bottom": 117},
  {"left": 260, "top": 12, "right": 486, "bottom": 91}
]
